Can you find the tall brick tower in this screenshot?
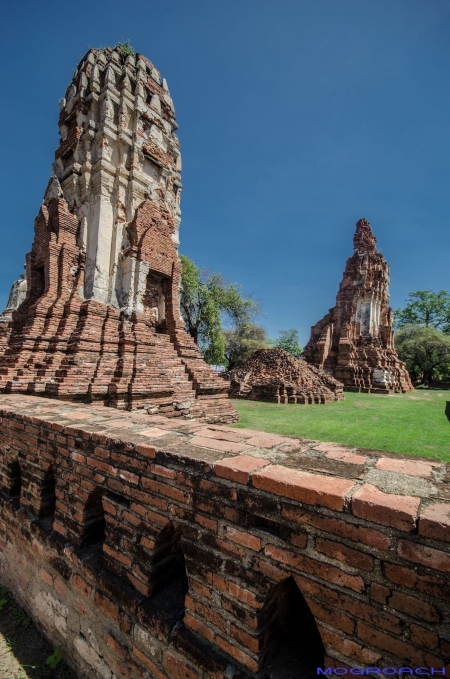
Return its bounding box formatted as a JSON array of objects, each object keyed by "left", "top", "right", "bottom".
[
  {"left": 0, "top": 46, "right": 238, "bottom": 422},
  {"left": 304, "top": 218, "right": 413, "bottom": 393}
]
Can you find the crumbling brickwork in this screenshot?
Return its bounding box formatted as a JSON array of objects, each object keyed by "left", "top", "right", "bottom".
[
  {"left": 304, "top": 219, "right": 413, "bottom": 394},
  {"left": 228, "top": 349, "right": 344, "bottom": 404},
  {"left": 0, "top": 46, "right": 237, "bottom": 423},
  {"left": 1, "top": 395, "right": 449, "bottom": 678}
]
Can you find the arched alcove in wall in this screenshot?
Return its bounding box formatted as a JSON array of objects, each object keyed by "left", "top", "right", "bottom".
[
  {"left": 38, "top": 465, "right": 56, "bottom": 518},
  {"left": 79, "top": 487, "right": 106, "bottom": 547},
  {"left": 259, "top": 576, "right": 325, "bottom": 678},
  {"left": 150, "top": 521, "right": 187, "bottom": 596},
  {"left": 7, "top": 459, "right": 22, "bottom": 498}
]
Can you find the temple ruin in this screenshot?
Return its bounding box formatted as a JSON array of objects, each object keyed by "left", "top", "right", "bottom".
[
  {"left": 228, "top": 348, "right": 344, "bottom": 403},
  {"left": 304, "top": 219, "right": 413, "bottom": 393},
  {"left": 0, "top": 46, "right": 237, "bottom": 422}
]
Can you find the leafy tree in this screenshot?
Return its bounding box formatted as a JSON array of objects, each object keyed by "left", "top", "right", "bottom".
[
  {"left": 180, "top": 255, "right": 259, "bottom": 364},
  {"left": 394, "top": 290, "right": 450, "bottom": 333},
  {"left": 268, "top": 329, "right": 303, "bottom": 358},
  {"left": 224, "top": 324, "right": 269, "bottom": 371},
  {"left": 395, "top": 325, "right": 450, "bottom": 384}
]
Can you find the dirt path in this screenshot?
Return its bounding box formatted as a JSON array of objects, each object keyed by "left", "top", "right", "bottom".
[{"left": 0, "top": 586, "right": 76, "bottom": 679}]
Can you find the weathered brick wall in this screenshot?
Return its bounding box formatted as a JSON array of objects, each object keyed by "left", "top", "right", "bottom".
[{"left": 0, "top": 394, "right": 449, "bottom": 679}]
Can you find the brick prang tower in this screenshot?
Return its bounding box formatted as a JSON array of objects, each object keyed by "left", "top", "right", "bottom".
[
  {"left": 0, "top": 46, "right": 238, "bottom": 422},
  {"left": 304, "top": 219, "right": 413, "bottom": 393}
]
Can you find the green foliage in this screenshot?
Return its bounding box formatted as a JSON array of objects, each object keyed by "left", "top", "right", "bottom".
[
  {"left": 395, "top": 324, "right": 450, "bottom": 384},
  {"left": 394, "top": 290, "right": 450, "bottom": 332},
  {"left": 116, "top": 40, "right": 135, "bottom": 58},
  {"left": 232, "top": 391, "right": 450, "bottom": 461},
  {"left": 224, "top": 324, "right": 269, "bottom": 370},
  {"left": 268, "top": 328, "right": 303, "bottom": 358},
  {"left": 180, "top": 255, "right": 260, "bottom": 364},
  {"left": 45, "top": 646, "right": 62, "bottom": 669}
]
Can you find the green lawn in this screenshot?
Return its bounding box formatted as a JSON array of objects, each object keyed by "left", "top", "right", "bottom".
[{"left": 231, "top": 390, "right": 450, "bottom": 462}]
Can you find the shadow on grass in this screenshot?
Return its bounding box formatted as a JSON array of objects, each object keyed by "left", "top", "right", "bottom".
[{"left": 0, "top": 587, "right": 76, "bottom": 679}]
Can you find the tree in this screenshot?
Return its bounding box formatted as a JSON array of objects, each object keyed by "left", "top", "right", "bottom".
[
  {"left": 180, "top": 255, "right": 260, "bottom": 364},
  {"left": 395, "top": 325, "right": 450, "bottom": 384},
  {"left": 269, "top": 329, "right": 303, "bottom": 358},
  {"left": 224, "top": 324, "right": 269, "bottom": 371},
  {"left": 394, "top": 290, "right": 450, "bottom": 333}
]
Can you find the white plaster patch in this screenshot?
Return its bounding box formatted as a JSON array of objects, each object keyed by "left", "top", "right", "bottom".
[
  {"left": 33, "top": 591, "right": 68, "bottom": 639},
  {"left": 74, "top": 635, "right": 111, "bottom": 679}
]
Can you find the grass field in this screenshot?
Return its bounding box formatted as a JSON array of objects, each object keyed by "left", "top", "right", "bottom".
[{"left": 232, "top": 390, "right": 450, "bottom": 461}]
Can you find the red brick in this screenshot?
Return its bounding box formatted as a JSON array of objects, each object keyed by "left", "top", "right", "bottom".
[
  {"left": 127, "top": 572, "right": 150, "bottom": 597},
  {"left": 135, "top": 443, "right": 156, "bottom": 458},
  {"left": 194, "top": 513, "right": 217, "bottom": 532},
  {"left": 266, "top": 544, "right": 365, "bottom": 593},
  {"left": 214, "top": 455, "right": 270, "bottom": 484},
  {"left": 141, "top": 477, "right": 191, "bottom": 504},
  {"left": 244, "top": 433, "right": 290, "bottom": 448},
  {"left": 418, "top": 502, "right": 450, "bottom": 542},
  {"left": 252, "top": 466, "right": 355, "bottom": 511},
  {"left": 370, "top": 583, "right": 390, "bottom": 604},
  {"left": 318, "top": 625, "right": 382, "bottom": 665},
  {"left": 38, "top": 567, "right": 53, "bottom": 586},
  {"left": 293, "top": 574, "right": 402, "bottom": 634},
  {"left": 225, "top": 526, "right": 261, "bottom": 551},
  {"left": 304, "top": 595, "right": 355, "bottom": 634},
  {"left": 226, "top": 582, "right": 264, "bottom": 608},
  {"left": 165, "top": 651, "right": 201, "bottom": 679},
  {"left": 357, "top": 622, "right": 446, "bottom": 669},
  {"left": 388, "top": 591, "right": 440, "bottom": 622},
  {"left": 191, "top": 437, "right": 251, "bottom": 454},
  {"left": 352, "top": 483, "right": 420, "bottom": 530},
  {"left": 229, "top": 623, "right": 261, "bottom": 653},
  {"left": 409, "top": 624, "right": 439, "bottom": 650},
  {"left": 103, "top": 544, "right": 132, "bottom": 568},
  {"left": 184, "top": 612, "right": 214, "bottom": 643},
  {"left": 375, "top": 457, "right": 437, "bottom": 478},
  {"left": 315, "top": 537, "right": 374, "bottom": 570},
  {"left": 383, "top": 562, "right": 449, "bottom": 600},
  {"left": 150, "top": 464, "right": 176, "bottom": 480},
  {"left": 325, "top": 450, "right": 368, "bottom": 465},
  {"left": 398, "top": 539, "right": 450, "bottom": 572},
  {"left": 133, "top": 646, "right": 168, "bottom": 679},
  {"left": 118, "top": 469, "right": 139, "bottom": 485},
  {"left": 189, "top": 580, "right": 213, "bottom": 600},
  {"left": 215, "top": 636, "right": 258, "bottom": 673},
  {"left": 72, "top": 574, "right": 92, "bottom": 598},
  {"left": 281, "top": 504, "right": 391, "bottom": 550},
  {"left": 185, "top": 595, "right": 227, "bottom": 631}
]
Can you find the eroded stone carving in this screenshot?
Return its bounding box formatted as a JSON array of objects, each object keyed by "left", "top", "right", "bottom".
[
  {"left": 0, "top": 46, "right": 237, "bottom": 422},
  {"left": 304, "top": 218, "right": 413, "bottom": 393}
]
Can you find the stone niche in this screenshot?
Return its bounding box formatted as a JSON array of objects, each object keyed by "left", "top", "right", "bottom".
[
  {"left": 304, "top": 219, "right": 413, "bottom": 394},
  {"left": 0, "top": 45, "right": 237, "bottom": 423}
]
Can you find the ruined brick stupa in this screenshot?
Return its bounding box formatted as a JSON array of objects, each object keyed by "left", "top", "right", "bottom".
[
  {"left": 304, "top": 219, "right": 413, "bottom": 393},
  {"left": 228, "top": 348, "right": 344, "bottom": 403},
  {"left": 0, "top": 46, "right": 238, "bottom": 422}
]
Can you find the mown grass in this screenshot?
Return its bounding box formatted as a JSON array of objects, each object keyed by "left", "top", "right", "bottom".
[
  {"left": 0, "top": 586, "right": 75, "bottom": 679},
  {"left": 232, "top": 390, "right": 450, "bottom": 461}
]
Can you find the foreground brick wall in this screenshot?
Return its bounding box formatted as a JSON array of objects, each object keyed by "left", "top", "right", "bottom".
[{"left": 0, "top": 394, "right": 449, "bottom": 678}]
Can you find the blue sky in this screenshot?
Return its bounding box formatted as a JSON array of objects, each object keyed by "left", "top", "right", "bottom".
[{"left": 1, "top": 0, "right": 449, "bottom": 344}]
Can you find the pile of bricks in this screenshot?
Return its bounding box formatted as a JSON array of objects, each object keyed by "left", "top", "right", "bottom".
[
  {"left": 305, "top": 219, "right": 413, "bottom": 394},
  {"left": 228, "top": 348, "right": 344, "bottom": 403},
  {"left": 0, "top": 394, "right": 448, "bottom": 678}
]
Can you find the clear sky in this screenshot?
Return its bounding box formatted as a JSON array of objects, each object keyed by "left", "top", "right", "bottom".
[{"left": 1, "top": 0, "right": 449, "bottom": 344}]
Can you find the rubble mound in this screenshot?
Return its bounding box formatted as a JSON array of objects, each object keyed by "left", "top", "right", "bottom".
[{"left": 228, "top": 348, "right": 344, "bottom": 404}]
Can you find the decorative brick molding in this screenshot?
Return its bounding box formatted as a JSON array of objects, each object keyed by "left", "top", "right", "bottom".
[{"left": 0, "top": 394, "right": 449, "bottom": 678}]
